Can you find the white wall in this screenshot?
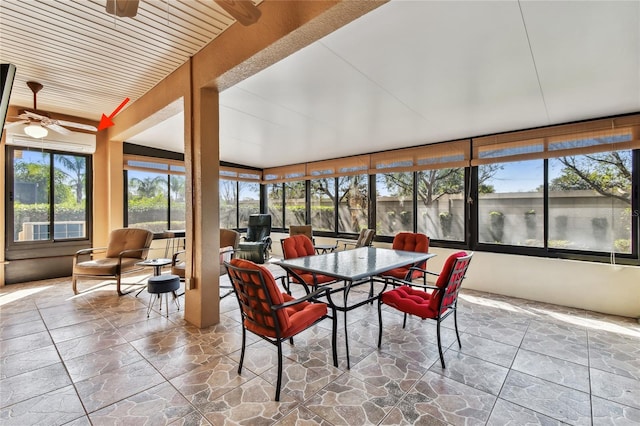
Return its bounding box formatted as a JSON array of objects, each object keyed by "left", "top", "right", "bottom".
[
  {"left": 429, "top": 248, "right": 640, "bottom": 319},
  {"left": 277, "top": 233, "right": 640, "bottom": 319}
]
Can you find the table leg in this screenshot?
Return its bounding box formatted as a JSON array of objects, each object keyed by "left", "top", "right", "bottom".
[{"left": 343, "top": 281, "right": 351, "bottom": 369}]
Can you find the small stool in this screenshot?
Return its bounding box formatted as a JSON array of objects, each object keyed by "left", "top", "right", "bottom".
[{"left": 147, "top": 274, "right": 181, "bottom": 318}]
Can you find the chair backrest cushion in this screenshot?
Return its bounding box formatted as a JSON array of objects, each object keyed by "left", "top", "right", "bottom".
[
  {"left": 246, "top": 214, "right": 272, "bottom": 242},
  {"left": 228, "top": 258, "right": 289, "bottom": 335},
  {"left": 220, "top": 228, "right": 241, "bottom": 249},
  {"left": 392, "top": 232, "right": 430, "bottom": 275},
  {"left": 105, "top": 228, "right": 153, "bottom": 258},
  {"left": 282, "top": 234, "right": 315, "bottom": 259},
  {"left": 429, "top": 251, "right": 472, "bottom": 313},
  {"left": 392, "top": 232, "right": 429, "bottom": 253}
]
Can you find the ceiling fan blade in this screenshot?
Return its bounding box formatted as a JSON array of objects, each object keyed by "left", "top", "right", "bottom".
[
  {"left": 214, "top": 0, "right": 261, "bottom": 26},
  {"left": 23, "top": 110, "right": 47, "bottom": 120},
  {"left": 106, "top": 0, "right": 139, "bottom": 18},
  {"left": 56, "top": 120, "right": 98, "bottom": 132},
  {"left": 3, "top": 120, "right": 29, "bottom": 129},
  {"left": 44, "top": 122, "right": 72, "bottom": 136}
]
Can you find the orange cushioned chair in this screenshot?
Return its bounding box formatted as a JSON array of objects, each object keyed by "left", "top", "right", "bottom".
[
  {"left": 72, "top": 228, "right": 154, "bottom": 296},
  {"left": 225, "top": 258, "right": 337, "bottom": 401},
  {"left": 379, "top": 232, "right": 430, "bottom": 284},
  {"left": 377, "top": 251, "right": 473, "bottom": 368},
  {"left": 281, "top": 234, "right": 338, "bottom": 294}
]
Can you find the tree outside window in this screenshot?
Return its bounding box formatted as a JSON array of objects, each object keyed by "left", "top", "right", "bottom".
[
  {"left": 310, "top": 178, "right": 336, "bottom": 232},
  {"left": 549, "top": 151, "right": 632, "bottom": 253},
  {"left": 12, "top": 149, "right": 89, "bottom": 242},
  {"left": 338, "top": 174, "right": 368, "bottom": 233}
]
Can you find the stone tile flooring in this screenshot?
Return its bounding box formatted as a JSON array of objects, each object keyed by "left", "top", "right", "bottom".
[{"left": 1, "top": 268, "right": 639, "bottom": 425}]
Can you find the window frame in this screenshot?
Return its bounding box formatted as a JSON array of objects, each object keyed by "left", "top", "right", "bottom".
[{"left": 5, "top": 145, "right": 93, "bottom": 253}]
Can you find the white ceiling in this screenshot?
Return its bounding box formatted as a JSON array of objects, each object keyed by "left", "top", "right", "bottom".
[{"left": 3, "top": 1, "right": 640, "bottom": 169}]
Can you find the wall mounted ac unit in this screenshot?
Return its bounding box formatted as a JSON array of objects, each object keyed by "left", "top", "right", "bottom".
[{"left": 6, "top": 124, "right": 96, "bottom": 154}]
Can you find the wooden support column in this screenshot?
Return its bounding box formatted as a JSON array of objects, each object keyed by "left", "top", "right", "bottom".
[{"left": 184, "top": 86, "right": 220, "bottom": 327}]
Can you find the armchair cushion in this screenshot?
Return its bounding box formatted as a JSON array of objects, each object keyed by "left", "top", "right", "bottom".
[
  {"left": 73, "top": 257, "right": 141, "bottom": 276},
  {"left": 105, "top": 228, "right": 154, "bottom": 258},
  {"left": 381, "top": 285, "right": 437, "bottom": 319}
]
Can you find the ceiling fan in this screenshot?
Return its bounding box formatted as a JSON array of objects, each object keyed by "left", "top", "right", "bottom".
[
  {"left": 106, "top": 0, "right": 261, "bottom": 26},
  {"left": 4, "top": 81, "right": 97, "bottom": 138}
]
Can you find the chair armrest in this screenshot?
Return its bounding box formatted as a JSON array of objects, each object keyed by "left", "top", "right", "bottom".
[
  {"left": 75, "top": 247, "right": 107, "bottom": 256},
  {"left": 386, "top": 277, "right": 440, "bottom": 291},
  {"left": 335, "top": 239, "right": 356, "bottom": 250},
  {"left": 73, "top": 247, "right": 107, "bottom": 263},
  {"left": 172, "top": 250, "right": 186, "bottom": 265},
  {"left": 274, "top": 286, "right": 330, "bottom": 309},
  {"left": 408, "top": 266, "right": 439, "bottom": 277}
]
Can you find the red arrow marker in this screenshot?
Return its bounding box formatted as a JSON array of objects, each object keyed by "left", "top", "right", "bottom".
[{"left": 98, "top": 98, "right": 130, "bottom": 131}]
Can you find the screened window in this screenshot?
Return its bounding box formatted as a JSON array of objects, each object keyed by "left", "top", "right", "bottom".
[
  {"left": 239, "top": 181, "right": 260, "bottom": 228},
  {"left": 376, "top": 172, "right": 414, "bottom": 236},
  {"left": 267, "top": 183, "right": 284, "bottom": 228},
  {"left": 285, "top": 181, "right": 306, "bottom": 227},
  {"left": 10, "top": 148, "right": 89, "bottom": 243},
  {"left": 124, "top": 155, "right": 185, "bottom": 232},
  {"left": 337, "top": 174, "right": 368, "bottom": 233},
  {"left": 126, "top": 170, "right": 169, "bottom": 232},
  {"left": 310, "top": 178, "right": 336, "bottom": 232},
  {"left": 477, "top": 160, "right": 543, "bottom": 246},
  {"left": 220, "top": 178, "right": 238, "bottom": 229},
  {"left": 548, "top": 151, "right": 633, "bottom": 253},
  {"left": 416, "top": 168, "right": 466, "bottom": 241}
]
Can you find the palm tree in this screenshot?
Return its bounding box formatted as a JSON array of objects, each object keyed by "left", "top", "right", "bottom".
[
  {"left": 130, "top": 175, "right": 167, "bottom": 198},
  {"left": 170, "top": 175, "right": 185, "bottom": 201},
  {"left": 55, "top": 155, "right": 86, "bottom": 203}
]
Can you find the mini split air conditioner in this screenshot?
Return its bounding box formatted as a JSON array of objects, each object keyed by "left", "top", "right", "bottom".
[{"left": 5, "top": 124, "right": 96, "bottom": 154}]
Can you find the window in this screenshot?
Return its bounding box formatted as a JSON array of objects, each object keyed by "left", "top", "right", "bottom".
[
  {"left": 472, "top": 116, "right": 638, "bottom": 260},
  {"left": 548, "top": 151, "right": 632, "bottom": 253},
  {"left": 238, "top": 181, "right": 260, "bottom": 228},
  {"left": 416, "top": 168, "right": 466, "bottom": 241},
  {"left": 10, "top": 148, "right": 90, "bottom": 243},
  {"left": 267, "top": 183, "right": 284, "bottom": 228},
  {"left": 310, "top": 178, "right": 336, "bottom": 232},
  {"left": 376, "top": 172, "right": 414, "bottom": 236},
  {"left": 169, "top": 173, "right": 185, "bottom": 230},
  {"left": 126, "top": 170, "right": 169, "bottom": 232},
  {"left": 124, "top": 155, "right": 185, "bottom": 232},
  {"left": 337, "top": 174, "right": 368, "bottom": 233},
  {"left": 477, "top": 160, "right": 543, "bottom": 246},
  {"left": 285, "top": 181, "right": 306, "bottom": 227},
  {"left": 220, "top": 179, "right": 238, "bottom": 229}
]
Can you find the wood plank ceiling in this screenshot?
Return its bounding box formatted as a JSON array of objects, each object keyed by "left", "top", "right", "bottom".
[{"left": 0, "top": 0, "right": 241, "bottom": 119}]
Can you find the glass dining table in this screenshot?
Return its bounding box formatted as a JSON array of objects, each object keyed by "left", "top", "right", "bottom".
[{"left": 273, "top": 247, "right": 435, "bottom": 368}]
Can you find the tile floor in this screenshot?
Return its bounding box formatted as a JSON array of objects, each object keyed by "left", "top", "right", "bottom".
[{"left": 1, "top": 266, "right": 639, "bottom": 425}]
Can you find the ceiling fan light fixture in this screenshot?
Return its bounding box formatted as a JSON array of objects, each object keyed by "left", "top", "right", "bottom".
[{"left": 24, "top": 123, "right": 48, "bottom": 139}]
